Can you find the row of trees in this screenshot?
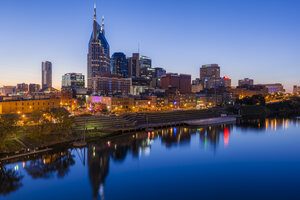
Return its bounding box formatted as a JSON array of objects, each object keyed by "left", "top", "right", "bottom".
[
  {"left": 0, "top": 108, "right": 74, "bottom": 139},
  {"left": 235, "top": 94, "right": 266, "bottom": 106},
  {"left": 233, "top": 95, "right": 300, "bottom": 117},
  {"left": 0, "top": 114, "right": 20, "bottom": 138}
]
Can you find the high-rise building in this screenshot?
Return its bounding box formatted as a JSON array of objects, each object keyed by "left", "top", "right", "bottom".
[
  {"left": 111, "top": 52, "right": 128, "bottom": 78},
  {"left": 179, "top": 74, "right": 192, "bottom": 93},
  {"left": 140, "top": 56, "right": 152, "bottom": 69},
  {"left": 150, "top": 67, "right": 166, "bottom": 88},
  {"left": 154, "top": 67, "right": 166, "bottom": 78},
  {"left": 127, "top": 53, "right": 140, "bottom": 78},
  {"left": 140, "top": 68, "right": 156, "bottom": 80},
  {"left": 200, "top": 64, "right": 220, "bottom": 80},
  {"left": 16, "top": 83, "right": 29, "bottom": 93},
  {"left": 238, "top": 78, "right": 254, "bottom": 87},
  {"left": 222, "top": 76, "right": 232, "bottom": 88},
  {"left": 62, "top": 73, "right": 85, "bottom": 93},
  {"left": 91, "top": 75, "right": 131, "bottom": 96},
  {"left": 29, "top": 84, "right": 41, "bottom": 93},
  {"left": 203, "top": 76, "right": 231, "bottom": 89},
  {"left": 293, "top": 85, "right": 300, "bottom": 95},
  {"left": 0, "top": 86, "right": 16, "bottom": 96},
  {"left": 87, "top": 5, "right": 110, "bottom": 90},
  {"left": 192, "top": 78, "right": 203, "bottom": 93},
  {"left": 42, "top": 61, "right": 52, "bottom": 89},
  {"left": 140, "top": 56, "right": 155, "bottom": 80},
  {"left": 161, "top": 73, "right": 191, "bottom": 93}
]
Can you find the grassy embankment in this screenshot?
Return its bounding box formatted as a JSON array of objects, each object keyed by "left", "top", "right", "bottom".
[{"left": 0, "top": 109, "right": 219, "bottom": 154}]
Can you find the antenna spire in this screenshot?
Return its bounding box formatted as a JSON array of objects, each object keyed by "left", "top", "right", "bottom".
[
  {"left": 94, "top": 3, "right": 97, "bottom": 21},
  {"left": 93, "top": 3, "right": 97, "bottom": 39},
  {"left": 101, "top": 16, "right": 105, "bottom": 35}
]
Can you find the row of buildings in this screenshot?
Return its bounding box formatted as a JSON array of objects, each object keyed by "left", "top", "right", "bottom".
[{"left": 0, "top": 5, "right": 293, "bottom": 115}]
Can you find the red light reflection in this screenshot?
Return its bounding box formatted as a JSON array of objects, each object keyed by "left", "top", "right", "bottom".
[{"left": 224, "top": 128, "right": 229, "bottom": 147}]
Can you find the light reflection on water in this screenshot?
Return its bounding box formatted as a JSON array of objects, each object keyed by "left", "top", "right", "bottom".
[{"left": 1, "top": 117, "right": 300, "bottom": 200}]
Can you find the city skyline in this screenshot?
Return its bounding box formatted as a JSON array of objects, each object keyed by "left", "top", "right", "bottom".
[{"left": 0, "top": 0, "right": 299, "bottom": 92}]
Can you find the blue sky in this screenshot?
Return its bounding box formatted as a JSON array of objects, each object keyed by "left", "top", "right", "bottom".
[{"left": 0, "top": 0, "right": 299, "bottom": 92}]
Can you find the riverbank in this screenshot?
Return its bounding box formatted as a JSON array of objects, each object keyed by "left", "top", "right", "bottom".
[
  {"left": 235, "top": 96, "right": 300, "bottom": 118},
  {"left": 0, "top": 109, "right": 223, "bottom": 159},
  {"left": 2, "top": 98, "right": 299, "bottom": 159}
]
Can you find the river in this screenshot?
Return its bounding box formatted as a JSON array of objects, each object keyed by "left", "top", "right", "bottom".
[{"left": 1, "top": 118, "right": 300, "bottom": 200}]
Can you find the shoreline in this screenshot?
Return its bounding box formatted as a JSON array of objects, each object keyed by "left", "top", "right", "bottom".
[{"left": 0, "top": 115, "right": 237, "bottom": 162}]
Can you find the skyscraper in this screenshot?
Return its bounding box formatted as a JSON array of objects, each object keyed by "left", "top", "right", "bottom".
[
  {"left": 140, "top": 56, "right": 152, "bottom": 69},
  {"left": 111, "top": 52, "right": 128, "bottom": 78},
  {"left": 87, "top": 5, "right": 110, "bottom": 90},
  {"left": 154, "top": 67, "right": 166, "bottom": 78},
  {"left": 16, "top": 83, "right": 29, "bottom": 93},
  {"left": 62, "top": 73, "right": 85, "bottom": 93},
  {"left": 200, "top": 64, "right": 220, "bottom": 80},
  {"left": 127, "top": 53, "right": 140, "bottom": 78},
  {"left": 42, "top": 61, "right": 52, "bottom": 89},
  {"left": 29, "top": 84, "right": 40, "bottom": 93},
  {"left": 140, "top": 56, "right": 155, "bottom": 80}
]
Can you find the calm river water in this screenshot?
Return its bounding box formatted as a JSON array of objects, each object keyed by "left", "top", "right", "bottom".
[{"left": 1, "top": 118, "right": 300, "bottom": 200}]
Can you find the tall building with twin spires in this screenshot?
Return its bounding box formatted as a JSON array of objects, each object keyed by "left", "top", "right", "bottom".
[{"left": 87, "top": 5, "right": 111, "bottom": 90}]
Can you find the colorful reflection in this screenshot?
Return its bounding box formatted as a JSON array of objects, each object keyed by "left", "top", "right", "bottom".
[{"left": 224, "top": 128, "right": 229, "bottom": 147}]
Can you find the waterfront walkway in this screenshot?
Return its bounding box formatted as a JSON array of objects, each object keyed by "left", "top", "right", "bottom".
[
  {"left": 72, "top": 109, "right": 236, "bottom": 133},
  {"left": 185, "top": 117, "right": 237, "bottom": 126},
  {"left": 73, "top": 109, "right": 219, "bottom": 132}
]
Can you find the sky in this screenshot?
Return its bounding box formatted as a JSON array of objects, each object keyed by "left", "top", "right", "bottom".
[{"left": 0, "top": 0, "right": 299, "bottom": 92}]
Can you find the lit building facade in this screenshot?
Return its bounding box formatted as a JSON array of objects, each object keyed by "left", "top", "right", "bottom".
[
  {"left": 0, "top": 98, "right": 60, "bottom": 114},
  {"left": 111, "top": 52, "right": 128, "bottom": 78},
  {"left": 87, "top": 95, "right": 156, "bottom": 112},
  {"left": 140, "top": 56, "right": 152, "bottom": 69},
  {"left": 200, "top": 64, "right": 220, "bottom": 80},
  {"left": 29, "top": 84, "right": 41, "bottom": 93},
  {"left": 140, "top": 67, "right": 156, "bottom": 80},
  {"left": 203, "top": 77, "right": 231, "bottom": 89},
  {"left": 62, "top": 73, "right": 85, "bottom": 93},
  {"left": 87, "top": 5, "right": 110, "bottom": 90},
  {"left": 229, "top": 85, "right": 269, "bottom": 99},
  {"left": 238, "top": 78, "right": 254, "bottom": 87},
  {"left": 154, "top": 67, "right": 166, "bottom": 78},
  {"left": 16, "top": 83, "right": 29, "bottom": 93},
  {"left": 257, "top": 83, "right": 285, "bottom": 93},
  {"left": 192, "top": 85, "right": 203, "bottom": 93},
  {"left": 293, "top": 85, "right": 300, "bottom": 95},
  {"left": 91, "top": 75, "right": 131, "bottom": 96},
  {"left": 0, "top": 86, "right": 16, "bottom": 96},
  {"left": 161, "top": 73, "right": 191, "bottom": 93},
  {"left": 131, "top": 77, "right": 151, "bottom": 95},
  {"left": 87, "top": 96, "right": 134, "bottom": 111},
  {"left": 222, "top": 76, "right": 231, "bottom": 88},
  {"left": 42, "top": 61, "right": 52, "bottom": 89}
]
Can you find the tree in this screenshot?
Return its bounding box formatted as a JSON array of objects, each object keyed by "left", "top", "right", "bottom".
[
  {"left": 0, "top": 166, "right": 24, "bottom": 196},
  {"left": 25, "top": 110, "right": 52, "bottom": 136},
  {"left": 27, "top": 110, "right": 43, "bottom": 125},
  {"left": 48, "top": 108, "right": 74, "bottom": 131},
  {"left": 0, "top": 114, "right": 20, "bottom": 137},
  {"left": 235, "top": 95, "right": 266, "bottom": 106},
  {"left": 252, "top": 95, "right": 266, "bottom": 106}
]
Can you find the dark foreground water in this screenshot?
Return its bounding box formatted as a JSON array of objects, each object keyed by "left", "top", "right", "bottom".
[{"left": 1, "top": 118, "right": 300, "bottom": 200}]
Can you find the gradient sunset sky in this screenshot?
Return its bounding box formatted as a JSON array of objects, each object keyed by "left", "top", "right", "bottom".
[{"left": 0, "top": 0, "right": 299, "bottom": 92}]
